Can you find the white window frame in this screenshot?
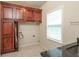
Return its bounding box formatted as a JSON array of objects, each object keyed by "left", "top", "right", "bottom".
[{"left": 47, "top": 7, "right": 63, "bottom": 43}]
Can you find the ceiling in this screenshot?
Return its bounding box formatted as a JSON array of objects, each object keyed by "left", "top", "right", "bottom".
[{"left": 5, "top": 1, "right": 46, "bottom": 8}]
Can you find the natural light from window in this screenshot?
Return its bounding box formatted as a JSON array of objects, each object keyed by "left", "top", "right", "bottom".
[{"left": 47, "top": 9, "right": 63, "bottom": 43}]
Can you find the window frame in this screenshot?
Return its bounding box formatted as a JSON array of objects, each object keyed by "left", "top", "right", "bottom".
[{"left": 47, "top": 8, "right": 63, "bottom": 43}]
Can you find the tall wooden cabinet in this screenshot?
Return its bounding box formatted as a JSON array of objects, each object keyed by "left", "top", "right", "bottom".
[
  {"left": 0, "top": 2, "right": 42, "bottom": 55},
  {"left": 1, "top": 20, "right": 15, "bottom": 53},
  {"left": 0, "top": 2, "right": 18, "bottom": 54}
]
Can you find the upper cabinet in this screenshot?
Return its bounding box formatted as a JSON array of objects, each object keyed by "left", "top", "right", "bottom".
[
  {"left": 1, "top": 5, "right": 13, "bottom": 19},
  {"left": 24, "top": 8, "right": 42, "bottom": 23},
  {"left": 24, "top": 8, "right": 33, "bottom": 22},
  {"left": 33, "top": 9, "right": 42, "bottom": 22},
  {"left": 1, "top": 2, "right": 42, "bottom": 23},
  {"left": 15, "top": 7, "right": 24, "bottom": 22}
]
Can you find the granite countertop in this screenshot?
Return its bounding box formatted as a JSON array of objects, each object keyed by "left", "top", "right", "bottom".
[{"left": 40, "top": 42, "right": 79, "bottom": 57}]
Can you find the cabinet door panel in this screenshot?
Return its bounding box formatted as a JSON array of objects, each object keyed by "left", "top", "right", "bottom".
[
  {"left": 2, "top": 6, "right": 13, "bottom": 19},
  {"left": 33, "top": 10, "right": 42, "bottom": 22},
  {"left": 24, "top": 9, "right": 33, "bottom": 22},
  {"left": 2, "top": 22, "right": 13, "bottom": 34},
  {"left": 1, "top": 20, "right": 14, "bottom": 53},
  {"left": 16, "top": 8, "right": 24, "bottom": 20},
  {"left": 2, "top": 37, "right": 14, "bottom": 52}
]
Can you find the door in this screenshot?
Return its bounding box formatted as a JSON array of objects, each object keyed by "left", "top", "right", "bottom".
[
  {"left": 24, "top": 8, "right": 33, "bottom": 22},
  {"left": 33, "top": 9, "right": 42, "bottom": 22},
  {"left": 1, "top": 20, "right": 15, "bottom": 53},
  {"left": 15, "top": 7, "right": 24, "bottom": 22},
  {"left": 2, "top": 5, "right": 13, "bottom": 19}
]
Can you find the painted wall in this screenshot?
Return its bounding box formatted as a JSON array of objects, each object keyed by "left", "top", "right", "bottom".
[
  {"left": 63, "top": 4, "right": 79, "bottom": 45},
  {"left": 39, "top": 2, "right": 63, "bottom": 50},
  {"left": 19, "top": 24, "right": 40, "bottom": 48},
  {"left": 40, "top": 1, "right": 79, "bottom": 49}
]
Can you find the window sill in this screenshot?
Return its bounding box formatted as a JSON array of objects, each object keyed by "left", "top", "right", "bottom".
[{"left": 47, "top": 37, "right": 63, "bottom": 44}]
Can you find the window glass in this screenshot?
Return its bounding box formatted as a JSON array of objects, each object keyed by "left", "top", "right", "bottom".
[{"left": 47, "top": 9, "right": 62, "bottom": 42}]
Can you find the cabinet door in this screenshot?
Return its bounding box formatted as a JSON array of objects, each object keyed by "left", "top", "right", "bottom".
[
  {"left": 2, "top": 6, "right": 13, "bottom": 19},
  {"left": 1, "top": 20, "right": 15, "bottom": 53},
  {"left": 33, "top": 9, "right": 42, "bottom": 22},
  {"left": 24, "top": 8, "right": 33, "bottom": 22},
  {"left": 15, "top": 8, "right": 24, "bottom": 22}
]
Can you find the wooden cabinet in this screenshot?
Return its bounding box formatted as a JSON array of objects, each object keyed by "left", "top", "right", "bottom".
[
  {"left": 1, "top": 2, "right": 42, "bottom": 23},
  {"left": 24, "top": 8, "right": 33, "bottom": 22},
  {"left": 2, "top": 5, "right": 13, "bottom": 19},
  {"left": 33, "top": 9, "right": 42, "bottom": 22},
  {"left": 24, "top": 8, "right": 42, "bottom": 22},
  {"left": 15, "top": 7, "right": 24, "bottom": 22},
  {"left": 1, "top": 20, "right": 15, "bottom": 53},
  {"left": 0, "top": 1, "right": 42, "bottom": 54},
  {"left": 1, "top": 3, "right": 24, "bottom": 22},
  {"left": 1, "top": 20, "right": 18, "bottom": 54}
]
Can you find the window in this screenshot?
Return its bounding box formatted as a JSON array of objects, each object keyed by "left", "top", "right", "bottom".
[{"left": 47, "top": 9, "right": 62, "bottom": 43}]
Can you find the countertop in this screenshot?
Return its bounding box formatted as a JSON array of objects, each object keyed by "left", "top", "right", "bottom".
[{"left": 40, "top": 42, "right": 79, "bottom": 57}]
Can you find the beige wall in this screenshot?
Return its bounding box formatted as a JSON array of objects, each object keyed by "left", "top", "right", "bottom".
[
  {"left": 39, "top": 2, "right": 63, "bottom": 50},
  {"left": 40, "top": 1, "right": 79, "bottom": 49},
  {"left": 63, "top": 4, "right": 79, "bottom": 45},
  {"left": 19, "top": 24, "right": 40, "bottom": 48}
]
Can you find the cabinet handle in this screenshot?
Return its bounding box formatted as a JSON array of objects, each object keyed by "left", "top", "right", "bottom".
[{"left": 19, "top": 32, "right": 24, "bottom": 39}]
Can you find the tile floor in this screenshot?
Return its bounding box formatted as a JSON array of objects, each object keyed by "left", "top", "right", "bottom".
[{"left": 0, "top": 44, "right": 45, "bottom": 57}]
